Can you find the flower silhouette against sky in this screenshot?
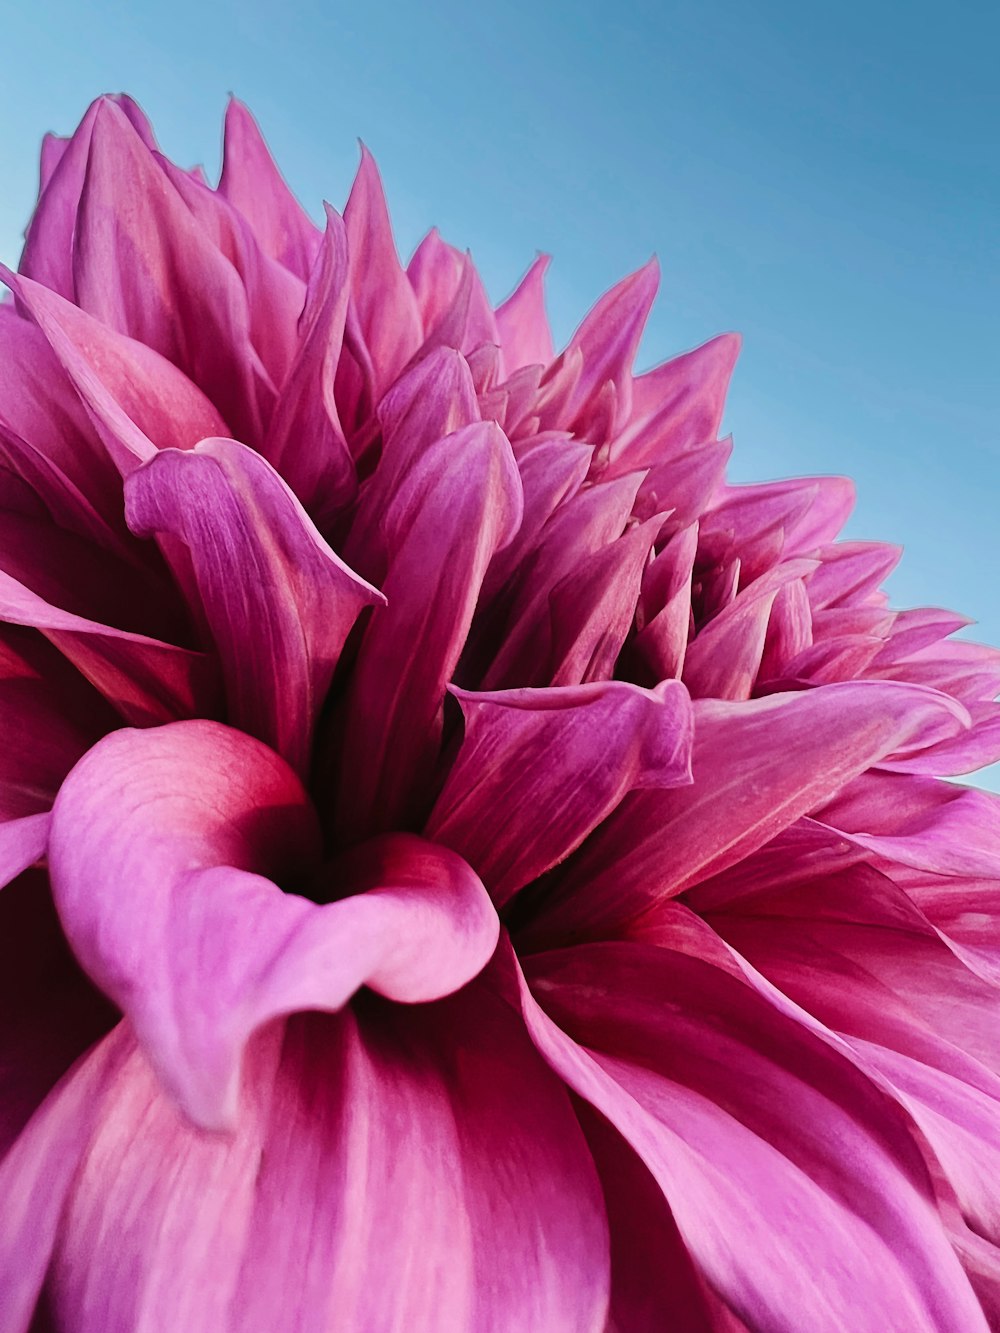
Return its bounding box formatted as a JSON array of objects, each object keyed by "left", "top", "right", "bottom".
[{"left": 2, "top": 96, "right": 1000, "bottom": 1330}]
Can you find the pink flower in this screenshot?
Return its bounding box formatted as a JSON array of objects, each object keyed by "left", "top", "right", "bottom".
[{"left": 1, "top": 94, "right": 1000, "bottom": 1330}]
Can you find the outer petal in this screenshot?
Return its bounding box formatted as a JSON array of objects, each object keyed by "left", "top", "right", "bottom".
[
  {"left": 517, "top": 942, "right": 987, "bottom": 1333},
  {"left": 537, "top": 260, "right": 658, "bottom": 439},
  {"left": 0, "top": 266, "right": 229, "bottom": 473},
  {"left": 71, "top": 99, "right": 269, "bottom": 442},
  {"left": 218, "top": 99, "right": 321, "bottom": 280},
  {"left": 1, "top": 990, "right": 609, "bottom": 1333},
  {"left": 605, "top": 332, "right": 741, "bottom": 476},
  {"left": 125, "top": 437, "right": 382, "bottom": 774},
  {"left": 48, "top": 721, "right": 498, "bottom": 1129},
  {"left": 495, "top": 255, "right": 554, "bottom": 372},
  {"left": 343, "top": 145, "right": 423, "bottom": 396},
  {"left": 426, "top": 679, "right": 692, "bottom": 905},
  {"left": 336, "top": 421, "right": 523, "bottom": 837},
  {"left": 527, "top": 681, "right": 970, "bottom": 943}
]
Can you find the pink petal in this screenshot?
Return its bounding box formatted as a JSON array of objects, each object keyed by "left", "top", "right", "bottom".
[
  {"left": 2, "top": 983, "right": 609, "bottom": 1333},
  {"left": 262, "top": 205, "right": 356, "bottom": 522},
  {"left": 482, "top": 471, "right": 643, "bottom": 689},
  {"left": 343, "top": 145, "right": 423, "bottom": 396},
  {"left": 48, "top": 719, "right": 499, "bottom": 1128},
  {"left": 537, "top": 259, "right": 659, "bottom": 440},
  {"left": 0, "top": 870, "right": 116, "bottom": 1154},
  {"left": 0, "top": 310, "right": 129, "bottom": 546},
  {"left": 124, "top": 437, "right": 382, "bottom": 774},
  {"left": 18, "top": 96, "right": 151, "bottom": 300},
  {"left": 0, "top": 625, "right": 116, "bottom": 820},
  {"left": 634, "top": 436, "right": 733, "bottom": 535},
  {"left": 806, "top": 540, "right": 903, "bottom": 609},
  {"left": 335, "top": 421, "right": 522, "bottom": 838},
  {"left": 0, "top": 568, "right": 218, "bottom": 726},
  {"left": 427, "top": 679, "right": 692, "bottom": 905},
  {"left": 495, "top": 255, "right": 555, "bottom": 373},
  {"left": 1, "top": 265, "right": 229, "bottom": 473},
  {"left": 218, "top": 99, "right": 321, "bottom": 281},
  {"left": 345, "top": 347, "right": 480, "bottom": 582},
  {"left": 406, "top": 227, "right": 465, "bottom": 333},
  {"left": 548, "top": 514, "right": 663, "bottom": 686},
  {"left": 605, "top": 332, "right": 741, "bottom": 476},
  {"left": 0, "top": 812, "right": 49, "bottom": 889},
  {"left": 816, "top": 771, "right": 1000, "bottom": 881},
  {"left": 683, "top": 559, "right": 819, "bottom": 700},
  {"left": 518, "top": 942, "right": 987, "bottom": 1332},
  {"left": 528, "top": 681, "right": 970, "bottom": 943},
  {"left": 71, "top": 99, "right": 269, "bottom": 442}
]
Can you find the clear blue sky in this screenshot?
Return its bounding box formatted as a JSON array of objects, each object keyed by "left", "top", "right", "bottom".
[{"left": 2, "top": 0, "right": 998, "bottom": 783}]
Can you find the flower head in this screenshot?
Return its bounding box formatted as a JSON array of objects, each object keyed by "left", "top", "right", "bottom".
[{"left": 2, "top": 95, "right": 1000, "bottom": 1331}]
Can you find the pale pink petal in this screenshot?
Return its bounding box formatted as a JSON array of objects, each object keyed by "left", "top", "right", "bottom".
[
  {"left": 124, "top": 437, "right": 382, "bottom": 774},
  {"left": 427, "top": 679, "right": 692, "bottom": 904}
]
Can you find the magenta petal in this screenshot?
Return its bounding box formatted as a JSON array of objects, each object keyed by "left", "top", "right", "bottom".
[
  {"left": 48, "top": 720, "right": 498, "bottom": 1128},
  {"left": 530, "top": 681, "right": 970, "bottom": 942},
  {"left": 343, "top": 146, "right": 423, "bottom": 396},
  {"left": 125, "top": 437, "right": 382, "bottom": 774},
  {"left": 495, "top": 255, "right": 555, "bottom": 373},
  {"left": 336, "top": 421, "right": 523, "bottom": 837},
  {"left": 0, "top": 1025, "right": 133, "bottom": 1332},
  {"left": 518, "top": 942, "right": 987, "bottom": 1332},
  {"left": 538, "top": 259, "right": 659, "bottom": 439},
  {"left": 71, "top": 99, "right": 268, "bottom": 442},
  {"left": 2, "top": 989, "right": 608, "bottom": 1333},
  {"left": 0, "top": 812, "right": 49, "bottom": 889},
  {"left": 0, "top": 568, "right": 217, "bottom": 725},
  {"left": 427, "top": 679, "right": 692, "bottom": 905},
  {"left": 218, "top": 99, "right": 320, "bottom": 281},
  {"left": 1, "top": 265, "right": 229, "bottom": 472},
  {"left": 682, "top": 559, "right": 819, "bottom": 700},
  {"left": 263, "top": 205, "right": 355, "bottom": 519},
  {"left": 606, "top": 332, "right": 741, "bottom": 475}
]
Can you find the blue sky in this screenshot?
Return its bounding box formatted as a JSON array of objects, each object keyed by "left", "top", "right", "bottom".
[{"left": 2, "top": 0, "right": 998, "bottom": 783}]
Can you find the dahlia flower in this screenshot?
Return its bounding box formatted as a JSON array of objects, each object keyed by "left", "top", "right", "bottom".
[{"left": 2, "top": 93, "right": 1000, "bottom": 1332}]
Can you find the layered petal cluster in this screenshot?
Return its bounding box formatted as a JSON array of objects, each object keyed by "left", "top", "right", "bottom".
[{"left": 2, "top": 95, "right": 1000, "bottom": 1331}]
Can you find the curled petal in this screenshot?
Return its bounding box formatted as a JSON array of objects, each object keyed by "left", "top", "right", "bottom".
[
  {"left": 48, "top": 720, "right": 499, "bottom": 1128},
  {"left": 125, "top": 437, "right": 382, "bottom": 774}
]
